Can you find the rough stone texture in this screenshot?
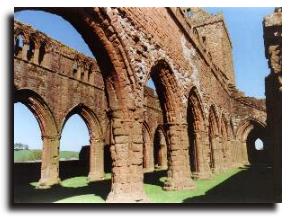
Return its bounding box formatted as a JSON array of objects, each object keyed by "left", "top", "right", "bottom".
[
  {"left": 263, "top": 8, "right": 282, "bottom": 202},
  {"left": 14, "top": 7, "right": 268, "bottom": 202}
]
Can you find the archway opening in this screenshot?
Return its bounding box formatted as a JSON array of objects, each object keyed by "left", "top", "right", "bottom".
[
  {"left": 237, "top": 119, "right": 268, "bottom": 165},
  {"left": 14, "top": 9, "right": 111, "bottom": 184},
  {"left": 187, "top": 89, "right": 206, "bottom": 176},
  {"left": 143, "top": 75, "right": 165, "bottom": 172},
  {"left": 153, "top": 127, "right": 168, "bottom": 170},
  {"left": 14, "top": 102, "right": 42, "bottom": 184},
  {"left": 187, "top": 100, "right": 198, "bottom": 174},
  {"left": 59, "top": 114, "right": 90, "bottom": 180},
  {"left": 246, "top": 130, "right": 267, "bottom": 165}
]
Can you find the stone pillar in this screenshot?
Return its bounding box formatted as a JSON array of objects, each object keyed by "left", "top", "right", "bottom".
[
  {"left": 149, "top": 142, "right": 155, "bottom": 171},
  {"left": 21, "top": 43, "right": 29, "bottom": 61},
  {"left": 194, "top": 131, "right": 212, "bottom": 179},
  {"left": 231, "top": 140, "right": 240, "bottom": 167},
  {"left": 223, "top": 139, "right": 232, "bottom": 169},
  {"left": 106, "top": 109, "right": 148, "bottom": 203},
  {"left": 241, "top": 142, "right": 249, "bottom": 165},
  {"left": 33, "top": 46, "right": 40, "bottom": 65},
  {"left": 88, "top": 138, "right": 104, "bottom": 182},
  {"left": 159, "top": 138, "right": 168, "bottom": 170},
  {"left": 38, "top": 135, "right": 60, "bottom": 188},
  {"left": 143, "top": 140, "right": 154, "bottom": 172},
  {"left": 212, "top": 135, "right": 223, "bottom": 173},
  {"left": 163, "top": 123, "right": 195, "bottom": 191}
]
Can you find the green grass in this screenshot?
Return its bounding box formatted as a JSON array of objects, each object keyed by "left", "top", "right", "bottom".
[
  {"left": 15, "top": 166, "right": 274, "bottom": 203},
  {"left": 14, "top": 150, "right": 79, "bottom": 162},
  {"left": 53, "top": 168, "right": 241, "bottom": 203},
  {"left": 144, "top": 168, "right": 241, "bottom": 203}
]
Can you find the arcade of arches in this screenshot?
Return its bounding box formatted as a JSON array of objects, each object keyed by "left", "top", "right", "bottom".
[{"left": 13, "top": 7, "right": 281, "bottom": 202}]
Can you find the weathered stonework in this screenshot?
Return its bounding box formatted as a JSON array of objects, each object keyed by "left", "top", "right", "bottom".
[{"left": 14, "top": 7, "right": 268, "bottom": 203}]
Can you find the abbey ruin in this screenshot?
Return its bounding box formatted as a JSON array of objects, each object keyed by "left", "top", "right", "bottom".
[{"left": 13, "top": 7, "right": 281, "bottom": 202}]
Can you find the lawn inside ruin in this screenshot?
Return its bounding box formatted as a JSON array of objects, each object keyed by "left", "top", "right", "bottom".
[{"left": 13, "top": 165, "right": 275, "bottom": 203}]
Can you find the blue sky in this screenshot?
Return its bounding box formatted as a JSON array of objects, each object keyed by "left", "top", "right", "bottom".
[{"left": 14, "top": 8, "right": 272, "bottom": 151}]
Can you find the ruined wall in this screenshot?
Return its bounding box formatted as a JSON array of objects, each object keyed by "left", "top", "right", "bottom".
[
  {"left": 14, "top": 21, "right": 108, "bottom": 133},
  {"left": 189, "top": 10, "right": 235, "bottom": 85},
  {"left": 13, "top": 7, "right": 268, "bottom": 202}
]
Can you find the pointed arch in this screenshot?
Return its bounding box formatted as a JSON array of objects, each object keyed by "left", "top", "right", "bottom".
[
  {"left": 149, "top": 59, "right": 183, "bottom": 123},
  {"left": 60, "top": 103, "right": 105, "bottom": 181},
  {"left": 236, "top": 117, "right": 267, "bottom": 164},
  {"left": 153, "top": 124, "right": 168, "bottom": 169},
  {"left": 187, "top": 86, "right": 206, "bottom": 174},
  {"left": 188, "top": 86, "right": 206, "bottom": 131},
  {"left": 236, "top": 117, "right": 266, "bottom": 142},
  {"left": 15, "top": 7, "right": 133, "bottom": 112},
  {"left": 14, "top": 88, "right": 57, "bottom": 137},
  {"left": 60, "top": 104, "right": 103, "bottom": 141},
  {"left": 208, "top": 105, "right": 219, "bottom": 135}
]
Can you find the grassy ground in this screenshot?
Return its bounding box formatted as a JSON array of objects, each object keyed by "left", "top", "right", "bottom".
[
  {"left": 13, "top": 165, "right": 275, "bottom": 203},
  {"left": 14, "top": 150, "right": 79, "bottom": 162}
]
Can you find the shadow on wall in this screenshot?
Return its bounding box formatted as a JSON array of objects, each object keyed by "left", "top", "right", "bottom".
[{"left": 183, "top": 165, "right": 275, "bottom": 203}]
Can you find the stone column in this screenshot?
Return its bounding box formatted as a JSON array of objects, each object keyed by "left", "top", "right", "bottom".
[
  {"left": 21, "top": 43, "right": 29, "bottom": 61},
  {"left": 159, "top": 137, "right": 168, "bottom": 170},
  {"left": 149, "top": 142, "right": 155, "bottom": 172},
  {"left": 194, "top": 131, "right": 212, "bottom": 179},
  {"left": 223, "top": 139, "right": 232, "bottom": 169},
  {"left": 212, "top": 135, "right": 223, "bottom": 173},
  {"left": 38, "top": 135, "right": 60, "bottom": 188},
  {"left": 241, "top": 142, "right": 249, "bottom": 165},
  {"left": 231, "top": 140, "right": 240, "bottom": 167},
  {"left": 88, "top": 137, "right": 104, "bottom": 182},
  {"left": 163, "top": 123, "right": 195, "bottom": 191},
  {"left": 106, "top": 109, "right": 148, "bottom": 203}
]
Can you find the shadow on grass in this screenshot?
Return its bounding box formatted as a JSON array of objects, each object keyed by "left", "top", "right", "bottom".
[
  {"left": 183, "top": 164, "right": 275, "bottom": 203},
  {"left": 144, "top": 170, "right": 167, "bottom": 186},
  {"left": 14, "top": 178, "right": 111, "bottom": 203},
  {"left": 13, "top": 161, "right": 111, "bottom": 203}
]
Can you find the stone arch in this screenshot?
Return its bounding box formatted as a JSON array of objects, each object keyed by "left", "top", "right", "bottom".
[
  {"left": 208, "top": 105, "right": 221, "bottom": 172},
  {"left": 187, "top": 87, "right": 211, "bottom": 179},
  {"left": 236, "top": 118, "right": 268, "bottom": 164},
  {"left": 15, "top": 7, "right": 133, "bottom": 111},
  {"left": 15, "top": 8, "right": 148, "bottom": 202},
  {"left": 14, "top": 88, "right": 57, "bottom": 138},
  {"left": 14, "top": 88, "right": 59, "bottom": 187},
  {"left": 236, "top": 118, "right": 266, "bottom": 142},
  {"left": 149, "top": 59, "right": 184, "bottom": 123},
  {"left": 60, "top": 104, "right": 104, "bottom": 181},
  {"left": 153, "top": 125, "right": 168, "bottom": 170},
  {"left": 148, "top": 59, "right": 194, "bottom": 190}
]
